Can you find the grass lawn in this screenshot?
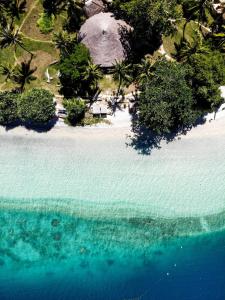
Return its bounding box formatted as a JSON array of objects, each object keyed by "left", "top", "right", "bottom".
[
  {"left": 99, "top": 75, "right": 118, "bottom": 92},
  {"left": 0, "top": 0, "right": 62, "bottom": 94},
  {"left": 99, "top": 75, "right": 135, "bottom": 94}
]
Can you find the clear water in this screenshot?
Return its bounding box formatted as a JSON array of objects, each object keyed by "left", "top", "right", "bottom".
[
  {"left": 0, "top": 128, "right": 225, "bottom": 299},
  {"left": 0, "top": 209, "right": 224, "bottom": 300}
]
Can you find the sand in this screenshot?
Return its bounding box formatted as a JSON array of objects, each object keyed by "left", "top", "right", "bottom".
[{"left": 0, "top": 108, "right": 225, "bottom": 219}]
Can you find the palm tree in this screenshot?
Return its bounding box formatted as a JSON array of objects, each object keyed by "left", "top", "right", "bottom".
[
  {"left": 182, "top": 0, "right": 212, "bottom": 37},
  {"left": 0, "top": 5, "right": 7, "bottom": 26},
  {"left": 0, "top": 23, "right": 33, "bottom": 57},
  {"left": 66, "top": 0, "right": 84, "bottom": 32},
  {"left": 11, "top": 59, "right": 37, "bottom": 92},
  {"left": 42, "top": 0, "right": 66, "bottom": 17},
  {"left": 0, "top": 63, "right": 14, "bottom": 81},
  {"left": 136, "top": 56, "right": 155, "bottom": 85},
  {"left": 83, "top": 61, "right": 103, "bottom": 91},
  {"left": 174, "top": 29, "right": 209, "bottom": 62},
  {"left": 112, "top": 60, "right": 132, "bottom": 97},
  {"left": 53, "top": 31, "right": 77, "bottom": 56},
  {"left": 9, "top": 0, "right": 27, "bottom": 20},
  {"left": 82, "top": 61, "right": 103, "bottom": 103}
]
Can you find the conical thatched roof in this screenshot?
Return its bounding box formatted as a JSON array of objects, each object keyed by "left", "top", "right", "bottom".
[
  {"left": 79, "top": 12, "right": 130, "bottom": 68},
  {"left": 84, "top": 0, "right": 105, "bottom": 18}
]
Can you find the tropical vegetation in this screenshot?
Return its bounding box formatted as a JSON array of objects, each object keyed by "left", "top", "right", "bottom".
[
  {"left": 0, "top": 88, "right": 55, "bottom": 127},
  {"left": 18, "top": 88, "right": 55, "bottom": 125},
  {"left": 0, "top": 0, "right": 224, "bottom": 133},
  {"left": 0, "top": 91, "right": 19, "bottom": 125},
  {"left": 138, "top": 60, "right": 196, "bottom": 134},
  {"left": 63, "top": 97, "right": 86, "bottom": 125}
]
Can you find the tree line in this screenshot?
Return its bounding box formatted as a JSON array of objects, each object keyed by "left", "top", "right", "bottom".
[
  {"left": 0, "top": 0, "right": 224, "bottom": 132},
  {"left": 0, "top": 88, "right": 55, "bottom": 127}
]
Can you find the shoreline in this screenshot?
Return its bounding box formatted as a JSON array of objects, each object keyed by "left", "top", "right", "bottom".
[
  {"left": 0, "top": 105, "right": 225, "bottom": 141},
  {"left": 0, "top": 107, "right": 225, "bottom": 222}
]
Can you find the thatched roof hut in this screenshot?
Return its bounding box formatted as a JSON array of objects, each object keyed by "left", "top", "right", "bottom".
[
  {"left": 79, "top": 12, "right": 130, "bottom": 68},
  {"left": 84, "top": 0, "right": 105, "bottom": 18}
]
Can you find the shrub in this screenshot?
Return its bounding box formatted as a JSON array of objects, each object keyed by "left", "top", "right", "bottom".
[
  {"left": 187, "top": 51, "right": 225, "bottom": 111},
  {"left": 63, "top": 98, "right": 86, "bottom": 125},
  {"left": 37, "top": 13, "right": 55, "bottom": 34},
  {"left": 0, "top": 91, "right": 19, "bottom": 126},
  {"left": 18, "top": 88, "right": 55, "bottom": 125}
]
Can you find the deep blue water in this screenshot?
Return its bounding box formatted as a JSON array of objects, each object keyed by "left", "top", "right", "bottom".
[{"left": 0, "top": 210, "right": 224, "bottom": 300}]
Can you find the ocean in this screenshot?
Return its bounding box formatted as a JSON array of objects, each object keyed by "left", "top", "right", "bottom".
[
  {"left": 0, "top": 127, "right": 225, "bottom": 299},
  {"left": 0, "top": 209, "right": 224, "bottom": 300}
]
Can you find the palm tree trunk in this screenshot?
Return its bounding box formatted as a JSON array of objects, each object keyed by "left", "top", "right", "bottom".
[
  {"left": 17, "top": 41, "right": 33, "bottom": 58},
  {"left": 117, "top": 76, "right": 122, "bottom": 98},
  {"left": 20, "top": 81, "right": 25, "bottom": 93}
]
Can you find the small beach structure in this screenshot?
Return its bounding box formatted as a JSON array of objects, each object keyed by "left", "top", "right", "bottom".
[
  {"left": 84, "top": 0, "right": 105, "bottom": 17},
  {"left": 79, "top": 12, "right": 131, "bottom": 68},
  {"left": 91, "top": 102, "right": 108, "bottom": 117}
]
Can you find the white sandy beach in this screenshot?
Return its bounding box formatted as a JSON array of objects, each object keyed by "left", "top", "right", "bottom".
[{"left": 0, "top": 104, "right": 225, "bottom": 220}]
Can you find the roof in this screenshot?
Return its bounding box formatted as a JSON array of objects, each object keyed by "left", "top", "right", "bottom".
[
  {"left": 84, "top": 0, "right": 105, "bottom": 18},
  {"left": 91, "top": 103, "right": 108, "bottom": 114},
  {"left": 79, "top": 12, "right": 131, "bottom": 68}
]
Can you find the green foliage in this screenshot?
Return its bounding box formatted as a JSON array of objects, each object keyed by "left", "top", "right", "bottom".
[
  {"left": 0, "top": 63, "right": 14, "bottom": 81},
  {"left": 37, "top": 13, "right": 55, "bottom": 34},
  {"left": 0, "top": 0, "right": 26, "bottom": 21},
  {"left": 53, "top": 31, "right": 78, "bottom": 57},
  {"left": 18, "top": 88, "right": 55, "bottom": 125},
  {"left": 81, "top": 117, "right": 111, "bottom": 126},
  {"left": 0, "top": 23, "right": 32, "bottom": 56},
  {"left": 0, "top": 23, "right": 22, "bottom": 49},
  {"left": 83, "top": 61, "right": 103, "bottom": 94},
  {"left": 211, "top": 25, "right": 225, "bottom": 51},
  {"left": 138, "top": 60, "right": 196, "bottom": 134},
  {"left": 135, "top": 56, "right": 155, "bottom": 85},
  {"left": 179, "top": 0, "right": 212, "bottom": 24},
  {"left": 42, "top": 0, "right": 66, "bottom": 17},
  {"left": 64, "top": 0, "right": 85, "bottom": 32},
  {"left": 111, "top": 0, "right": 181, "bottom": 58},
  {"left": 63, "top": 98, "right": 86, "bottom": 125},
  {"left": 59, "top": 43, "right": 91, "bottom": 98},
  {"left": 8, "top": 0, "right": 27, "bottom": 20},
  {"left": 187, "top": 51, "right": 225, "bottom": 111},
  {"left": 113, "top": 60, "right": 132, "bottom": 96},
  {"left": 0, "top": 91, "right": 19, "bottom": 125},
  {"left": 174, "top": 28, "right": 210, "bottom": 62}
]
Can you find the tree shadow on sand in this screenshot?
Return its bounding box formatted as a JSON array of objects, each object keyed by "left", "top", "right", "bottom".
[
  {"left": 127, "top": 115, "right": 206, "bottom": 155},
  {"left": 4, "top": 117, "right": 58, "bottom": 133}
]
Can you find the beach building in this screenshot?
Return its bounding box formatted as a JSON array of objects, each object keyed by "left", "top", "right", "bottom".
[
  {"left": 79, "top": 12, "right": 131, "bottom": 68},
  {"left": 91, "top": 102, "right": 108, "bottom": 117}
]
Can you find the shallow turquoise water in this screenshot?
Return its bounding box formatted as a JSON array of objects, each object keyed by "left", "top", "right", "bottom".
[
  {"left": 0, "top": 129, "right": 225, "bottom": 298},
  {"left": 0, "top": 209, "right": 224, "bottom": 299}
]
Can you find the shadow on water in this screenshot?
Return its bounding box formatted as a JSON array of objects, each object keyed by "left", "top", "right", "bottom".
[{"left": 127, "top": 115, "right": 206, "bottom": 155}]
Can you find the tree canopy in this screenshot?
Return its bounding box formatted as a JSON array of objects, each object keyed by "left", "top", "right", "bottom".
[
  {"left": 59, "top": 43, "right": 91, "bottom": 98},
  {"left": 187, "top": 50, "right": 225, "bottom": 111},
  {"left": 63, "top": 98, "right": 86, "bottom": 125},
  {"left": 138, "top": 60, "right": 196, "bottom": 134},
  {"left": 18, "top": 88, "right": 55, "bottom": 125},
  {"left": 0, "top": 91, "right": 19, "bottom": 126},
  {"left": 111, "top": 0, "right": 181, "bottom": 59}
]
